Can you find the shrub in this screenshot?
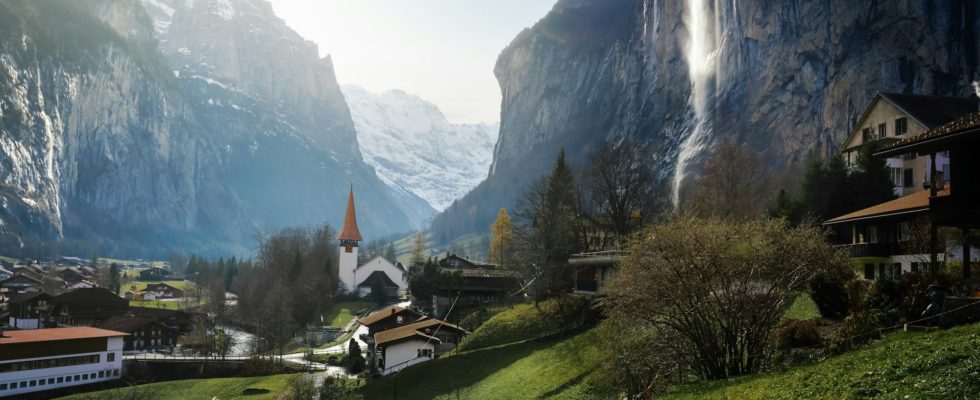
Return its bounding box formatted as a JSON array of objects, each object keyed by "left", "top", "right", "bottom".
[
  {"left": 830, "top": 310, "right": 879, "bottom": 353},
  {"left": 775, "top": 319, "right": 821, "bottom": 350},
  {"left": 809, "top": 272, "right": 851, "bottom": 320}
]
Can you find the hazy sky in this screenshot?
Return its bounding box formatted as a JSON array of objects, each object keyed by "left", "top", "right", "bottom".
[{"left": 267, "top": 1, "right": 556, "bottom": 124}]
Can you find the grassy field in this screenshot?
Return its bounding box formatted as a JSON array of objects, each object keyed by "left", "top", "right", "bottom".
[
  {"left": 663, "top": 322, "right": 980, "bottom": 399},
  {"left": 360, "top": 329, "right": 604, "bottom": 400},
  {"left": 56, "top": 373, "right": 302, "bottom": 400},
  {"left": 324, "top": 301, "right": 373, "bottom": 328},
  {"left": 458, "top": 301, "right": 564, "bottom": 352},
  {"left": 781, "top": 292, "right": 821, "bottom": 321}
]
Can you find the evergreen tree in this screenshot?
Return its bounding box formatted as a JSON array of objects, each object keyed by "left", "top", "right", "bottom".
[
  {"left": 384, "top": 241, "right": 397, "bottom": 262},
  {"left": 108, "top": 263, "right": 121, "bottom": 294},
  {"left": 410, "top": 231, "right": 427, "bottom": 267},
  {"left": 347, "top": 338, "right": 365, "bottom": 374}
]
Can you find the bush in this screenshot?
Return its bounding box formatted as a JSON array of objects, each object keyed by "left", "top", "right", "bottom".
[
  {"left": 830, "top": 310, "right": 879, "bottom": 353},
  {"left": 775, "top": 319, "right": 821, "bottom": 350},
  {"left": 809, "top": 272, "right": 851, "bottom": 320}
]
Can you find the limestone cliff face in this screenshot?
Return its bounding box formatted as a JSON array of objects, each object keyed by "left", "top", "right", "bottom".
[
  {"left": 0, "top": 0, "right": 420, "bottom": 257},
  {"left": 432, "top": 0, "right": 980, "bottom": 242}
]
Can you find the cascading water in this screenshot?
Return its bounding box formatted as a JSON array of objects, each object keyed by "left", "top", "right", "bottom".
[{"left": 672, "top": 0, "right": 721, "bottom": 207}]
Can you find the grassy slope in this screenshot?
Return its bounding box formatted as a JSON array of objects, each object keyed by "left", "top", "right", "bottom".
[
  {"left": 360, "top": 329, "right": 604, "bottom": 400},
  {"left": 781, "top": 293, "right": 821, "bottom": 322},
  {"left": 56, "top": 374, "right": 301, "bottom": 400},
  {"left": 664, "top": 323, "right": 980, "bottom": 399},
  {"left": 458, "top": 301, "right": 564, "bottom": 351},
  {"left": 325, "top": 301, "right": 373, "bottom": 328}
]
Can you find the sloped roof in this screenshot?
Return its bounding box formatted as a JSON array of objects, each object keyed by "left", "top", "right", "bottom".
[
  {"left": 338, "top": 188, "right": 363, "bottom": 242},
  {"left": 357, "top": 270, "right": 399, "bottom": 288},
  {"left": 825, "top": 186, "right": 950, "bottom": 224},
  {"left": 373, "top": 318, "right": 468, "bottom": 346},
  {"left": 8, "top": 291, "right": 51, "bottom": 304},
  {"left": 0, "top": 327, "right": 127, "bottom": 345},
  {"left": 358, "top": 306, "right": 405, "bottom": 326},
  {"left": 879, "top": 92, "right": 979, "bottom": 128},
  {"left": 879, "top": 111, "right": 980, "bottom": 157}
]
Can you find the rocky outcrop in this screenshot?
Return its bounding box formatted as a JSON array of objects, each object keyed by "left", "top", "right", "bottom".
[
  {"left": 432, "top": 0, "right": 980, "bottom": 242},
  {"left": 0, "top": 0, "right": 420, "bottom": 257}
]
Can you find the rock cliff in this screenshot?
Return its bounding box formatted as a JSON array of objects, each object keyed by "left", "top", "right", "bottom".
[{"left": 432, "top": 0, "right": 980, "bottom": 242}]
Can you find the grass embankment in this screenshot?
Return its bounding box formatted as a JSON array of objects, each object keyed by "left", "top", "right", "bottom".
[
  {"left": 360, "top": 299, "right": 608, "bottom": 399},
  {"left": 782, "top": 293, "right": 821, "bottom": 321},
  {"left": 325, "top": 301, "right": 373, "bottom": 328},
  {"left": 458, "top": 301, "right": 565, "bottom": 351},
  {"left": 664, "top": 322, "right": 980, "bottom": 399},
  {"left": 361, "top": 329, "right": 604, "bottom": 400},
  {"left": 56, "top": 373, "right": 302, "bottom": 400}
]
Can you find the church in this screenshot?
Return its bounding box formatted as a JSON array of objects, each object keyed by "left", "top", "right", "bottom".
[{"left": 337, "top": 188, "right": 408, "bottom": 297}]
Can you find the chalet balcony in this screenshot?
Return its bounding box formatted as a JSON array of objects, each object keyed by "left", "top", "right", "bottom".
[{"left": 836, "top": 242, "right": 911, "bottom": 258}]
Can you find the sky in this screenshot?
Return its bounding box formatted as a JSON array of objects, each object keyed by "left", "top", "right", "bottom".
[{"left": 267, "top": 1, "right": 556, "bottom": 124}]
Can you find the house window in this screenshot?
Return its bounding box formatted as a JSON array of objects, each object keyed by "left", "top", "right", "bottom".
[
  {"left": 57, "top": 377, "right": 63, "bottom": 383},
  {"left": 864, "top": 264, "right": 875, "bottom": 280},
  {"left": 878, "top": 123, "right": 886, "bottom": 138},
  {"left": 862, "top": 127, "right": 874, "bottom": 142},
  {"left": 897, "top": 222, "right": 911, "bottom": 241},
  {"left": 417, "top": 349, "right": 433, "bottom": 358},
  {"left": 890, "top": 167, "right": 903, "bottom": 187},
  {"left": 47, "top": 378, "right": 54, "bottom": 384},
  {"left": 903, "top": 168, "right": 914, "bottom": 188},
  {"left": 0, "top": 383, "right": 6, "bottom": 390},
  {"left": 107, "top": 352, "right": 115, "bottom": 362},
  {"left": 942, "top": 164, "right": 950, "bottom": 181},
  {"left": 895, "top": 117, "right": 908, "bottom": 135},
  {"left": 892, "top": 263, "right": 902, "bottom": 277},
  {"left": 866, "top": 226, "right": 878, "bottom": 243}
]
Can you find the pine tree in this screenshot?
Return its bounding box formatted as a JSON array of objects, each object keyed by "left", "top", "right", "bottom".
[
  {"left": 108, "top": 263, "right": 121, "bottom": 294},
  {"left": 489, "top": 208, "right": 514, "bottom": 267},
  {"left": 410, "top": 231, "right": 426, "bottom": 267},
  {"left": 384, "top": 241, "right": 397, "bottom": 262}
]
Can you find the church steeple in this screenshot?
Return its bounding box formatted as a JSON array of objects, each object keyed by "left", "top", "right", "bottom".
[{"left": 338, "top": 186, "right": 363, "bottom": 242}]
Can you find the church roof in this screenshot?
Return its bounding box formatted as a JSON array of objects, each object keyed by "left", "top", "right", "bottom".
[
  {"left": 357, "top": 270, "right": 399, "bottom": 288},
  {"left": 338, "top": 187, "right": 363, "bottom": 242}
]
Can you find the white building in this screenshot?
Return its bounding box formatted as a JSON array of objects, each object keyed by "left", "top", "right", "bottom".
[
  {"left": 337, "top": 188, "right": 406, "bottom": 296},
  {"left": 374, "top": 319, "right": 467, "bottom": 375},
  {"left": 0, "top": 327, "right": 126, "bottom": 397}
]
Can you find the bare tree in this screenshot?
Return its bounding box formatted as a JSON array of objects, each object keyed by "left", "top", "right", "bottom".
[
  {"left": 585, "top": 140, "right": 665, "bottom": 238},
  {"left": 690, "top": 142, "right": 774, "bottom": 220},
  {"left": 605, "top": 216, "right": 848, "bottom": 380}
]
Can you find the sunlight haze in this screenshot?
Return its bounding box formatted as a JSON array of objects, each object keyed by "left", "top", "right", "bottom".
[{"left": 267, "top": 0, "right": 556, "bottom": 124}]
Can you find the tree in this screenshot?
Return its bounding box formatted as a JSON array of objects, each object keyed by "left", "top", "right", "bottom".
[
  {"left": 407, "top": 259, "right": 441, "bottom": 307},
  {"left": 108, "top": 263, "right": 122, "bottom": 294},
  {"left": 585, "top": 140, "right": 663, "bottom": 237},
  {"left": 515, "top": 149, "right": 581, "bottom": 310},
  {"left": 410, "top": 231, "right": 427, "bottom": 267},
  {"left": 489, "top": 208, "right": 514, "bottom": 267},
  {"left": 384, "top": 241, "right": 397, "bottom": 262},
  {"left": 690, "top": 142, "right": 773, "bottom": 220},
  {"left": 347, "top": 338, "right": 365, "bottom": 374},
  {"left": 605, "top": 216, "right": 848, "bottom": 380}
]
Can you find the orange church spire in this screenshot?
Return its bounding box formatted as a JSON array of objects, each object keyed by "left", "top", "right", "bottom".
[{"left": 338, "top": 186, "right": 363, "bottom": 242}]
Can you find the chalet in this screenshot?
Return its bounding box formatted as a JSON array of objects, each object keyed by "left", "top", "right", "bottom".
[
  {"left": 0, "top": 327, "right": 126, "bottom": 397},
  {"left": 59, "top": 268, "right": 87, "bottom": 285},
  {"left": 1, "top": 274, "right": 43, "bottom": 296},
  {"left": 432, "top": 255, "right": 522, "bottom": 317},
  {"left": 567, "top": 213, "right": 635, "bottom": 295},
  {"left": 336, "top": 188, "right": 407, "bottom": 297},
  {"left": 838, "top": 92, "right": 976, "bottom": 196},
  {"left": 49, "top": 288, "right": 129, "bottom": 327},
  {"left": 66, "top": 280, "right": 96, "bottom": 290},
  {"left": 126, "top": 307, "right": 195, "bottom": 335},
  {"left": 358, "top": 306, "right": 425, "bottom": 337},
  {"left": 826, "top": 93, "right": 980, "bottom": 279},
  {"left": 142, "top": 282, "right": 184, "bottom": 299},
  {"left": 0, "top": 266, "right": 12, "bottom": 281},
  {"left": 374, "top": 318, "right": 468, "bottom": 375},
  {"left": 8, "top": 293, "right": 52, "bottom": 329},
  {"left": 138, "top": 267, "right": 171, "bottom": 281},
  {"left": 100, "top": 316, "right": 177, "bottom": 352}
]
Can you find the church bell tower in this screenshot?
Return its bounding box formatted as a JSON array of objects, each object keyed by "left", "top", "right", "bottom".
[{"left": 338, "top": 186, "right": 362, "bottom": 293}]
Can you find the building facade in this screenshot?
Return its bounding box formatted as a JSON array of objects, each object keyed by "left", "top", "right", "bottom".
[{"left": 0, "top": 327, "right": 126, "bottom": 397}]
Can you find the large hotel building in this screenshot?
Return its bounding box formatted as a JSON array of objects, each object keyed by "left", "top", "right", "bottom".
[{"left": 0, "top": 327, "right": 126, "bottom": 397}]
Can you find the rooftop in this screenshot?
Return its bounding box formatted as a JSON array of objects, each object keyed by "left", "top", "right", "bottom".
[
  {"left": 825, "top": 185, "right": 950, "bottom": 224},
  {"left": 338, "top": 187, "right": 363, "bottom": 242},
  {"left": 373, "top": 318, "right": 468, "bottom": 346},
  {"left": 358, "top": 305, "right": 407, "bottom": 326},
  {"left": 878, "top": 92, "right": 979, "bottom": 128},
  {"left": 879, "top": 110, "right": 980, "bottom": 157},
  {"left": 0, "top": 327, "right": 127, "bottom": 345}
]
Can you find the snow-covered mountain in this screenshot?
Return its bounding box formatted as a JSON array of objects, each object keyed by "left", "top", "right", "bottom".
[{"left": 342, "top": 85, "right": 498, "bottom": 212}]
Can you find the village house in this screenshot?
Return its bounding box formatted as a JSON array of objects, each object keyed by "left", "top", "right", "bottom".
[
  {"left": 826, "top": 92, "right": 979, "bottom": 280},
  {"left": 7, "top": 293, "right": 52, "bottom": 330},
  {"left": 0, "top": 326, "right": 126, "bottom": 397},
  {"left": 65, "top": 280, "right": 96, "bottom": 290},
  {"left": 1, "top": 274, "right": 43, "bottom": 296},
  {"left": 142, "top": 282, "right": 184, "bottom": 299},
  {"left": 373, "top": 318, "right": 468, "bottom": 375},
  {"left": 432, "top": 254, "right": 521, "bottom": 317},
  {"left": 126, "top": 307, "right": 195, "bottom": 335},
  {"left": 100, "top": 316, "right": 177, "bottom": 352},
  {"left": 138, "top": 266, "right": 171, "bottom": 281},
  {"left": 48, "top": 288, "right": 129, "bottom": 328}
]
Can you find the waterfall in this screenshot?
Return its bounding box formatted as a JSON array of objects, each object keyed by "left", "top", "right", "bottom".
[{"left": 672, "top": 0, "right": 721, "bottom": 207}]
